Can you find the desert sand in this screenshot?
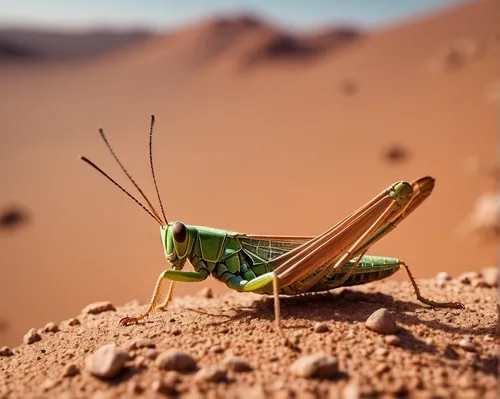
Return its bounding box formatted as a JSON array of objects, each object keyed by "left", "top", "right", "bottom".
[
  {"left": 0, "top": 274, "right": 498, "bottom": 398},
  {"left": 0, "top": 0, "right": 498, "bottom": 352}
]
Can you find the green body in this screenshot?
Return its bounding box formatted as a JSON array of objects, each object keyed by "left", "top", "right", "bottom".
[{"left": 160, "top": 223, "right": 401, "bottom": 295}]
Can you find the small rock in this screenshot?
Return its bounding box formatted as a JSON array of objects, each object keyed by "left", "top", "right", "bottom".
[
  {"left": 435, "top": 279, "right": 446, "bottom": 288},
  {"left": 384, "top": 335, "right": 400, "bottom": 346},
  {"left": 313, "top": 322, "right": 329, "bottom": 333},
  {"left": 459, "top": 339, "right": 477, "bottom": 352},
  {"left": 128, "top": 382, "right": 144, "bottom": 395},
  {"left": 134, "top": 355, "right": 147, "bottom": 368},
  {"left": 290, "top": 353, "right": 339, "bottom": 379},
  {"left": 457, "top": 373, "right": 474, "bottom": 389},
  {"left": 458, "top": 272, "right": 480, "bottom": 285},
  {"left": 436, "top": 271, "right": 452, "bottom": 281},
  {"left": 471, "top": 278, "right": 488, "bottom": 288},
  {"left": 0, "top": 346, "right": 13, "bottom": 356},
  {"left": 127, "top": 337, "right": 155, "bottom": 350},
  {"left": 67, "top": 318, "right": 80, "bottom": 326},
  {"left": 483, "top": 335, "right": 495, "bottom": 342},
  {"left": 222, "top": 355, "right": 253, "bottom": 372},
  {"left": 23, "top": 328, "right": 41, "bottom": 345},
  {"left": 375, "top": 363, "right": 390, "bottom": 376},
  {"left": 85, "top": 343, "right": 129, "bottom": 379},
  {"left": 198, "top": 287, "right": 213, "bottom": 298},
  {"left": 42, "top": 322, "right": 59, "bottom": 333},
  {"left": 40, "top": 378, "right": 56, "bottom": 391},
  {"left": 383, "top": 144, "right": 409, "bottom": 164},
  {"left": 365, "top": 308, "right": 399, "bottom": 334},
  {"left": 63, "top": 364, "right": 79, "bottom": 378},
  {"left": 195, "top": 366, "right": 227, "bottom": 383},
  {"left": 375, "top": 347, "right": 388, "bottom": 357},
  {"left": 388, "top": 381, "right": 408, "bottom": 396},
  {"left": 481, "top": 267, "right": 498, "bottom": 287},
  {"left": 82, "top": 301, "right": 116, "bottom": 315},
  {"left": 342, "top": 380, "right": 360, "bottom": 399},
  {"left": 145, "top": 349, "right": 159, "bottom": 360},
  {"left": 340, "top": 79, "right": 358, "bottom": 96},
  {"left": 155, "top": 349, "right": 197, "bottom": 372},
  {"left": 211, "top": 345, "right": 224, "bottom": 354},
  {"left": 151, "top": 379, "right": 177, "bottom": 395}
]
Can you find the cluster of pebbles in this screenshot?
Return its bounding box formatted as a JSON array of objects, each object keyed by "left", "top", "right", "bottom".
[{"left": 0, "top": 269, "right": 498, "bottom": 398}]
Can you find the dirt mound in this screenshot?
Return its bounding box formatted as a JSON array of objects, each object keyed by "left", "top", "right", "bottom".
[{"left": 0, "top": 275, "right": 497, "bottom": 398}]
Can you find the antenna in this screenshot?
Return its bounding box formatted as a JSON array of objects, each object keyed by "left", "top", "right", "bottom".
[
  {"left": 98, "top": 126, "right": 164, "bottom": 223},
  {"left": 149, "top": 115, "right": 168, "bottom": 224},
  {"left": 80, "top": 156, "right": 162, "bottom": 225}
]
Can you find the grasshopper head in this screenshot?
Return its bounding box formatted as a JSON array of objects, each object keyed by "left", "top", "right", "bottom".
[{"left": 161, "top": 222, "right": 195, "bottom": 270}]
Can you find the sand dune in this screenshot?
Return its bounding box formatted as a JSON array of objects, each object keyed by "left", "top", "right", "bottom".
[
  {"left": 0, "top": 0, "right": 498, "bottom": 346},
  {"left": 0, "top": 28, "right": 151, "bottom": 62}
]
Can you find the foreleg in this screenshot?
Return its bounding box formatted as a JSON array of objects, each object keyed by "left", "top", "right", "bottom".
[{"left": 120, "top": 268, "right": 209, "bottom": 325}]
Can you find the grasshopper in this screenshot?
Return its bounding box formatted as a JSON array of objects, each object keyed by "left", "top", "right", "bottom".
[{"left": 81, "top": 116, "right": 464, "bottom": 342}]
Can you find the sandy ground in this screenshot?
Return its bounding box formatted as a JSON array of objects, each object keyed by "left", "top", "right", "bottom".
[
  {"left": 0, "top": 0, "right": 499, "bottom": 348},
  {"left": 0, "top": 273, "right": 498, "bottom": 398}
]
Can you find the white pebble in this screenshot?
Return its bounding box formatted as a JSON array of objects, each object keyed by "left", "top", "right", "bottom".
[
  {"left": 85, "top": 343, "right": 129, "bottom": 379},
  {"left": 365, "top": 308, "right": 399, "bottom": 334}
]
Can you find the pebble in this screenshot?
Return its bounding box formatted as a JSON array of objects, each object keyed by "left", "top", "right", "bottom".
[
  {"left": 23, "top": 328, "right": 41, "bottom": 345},
  {"left": 342, "top": 380, "right": 360, "bottom": 399},
  {"left": 481, "top": 267, "right": 498, "bottom": 287},
  {"left": 483, "top": 335, "right": 494, "bottom": 342},
  {"left": 128, "top": 382, "right": 144, "bottom": 395},
  {"left": 85, "top": 343, "right": 129, "bottom": 379},
  {"left": 222, "top": 355, "right": 253, "bottom": 372},
  {"left": 151, "top": 379, "right": 177, "bottom": 395},
  {"left": 435, "top": 279, "right": 446, "bottom": 288},
  {"left": 198, "top": 287, "right": 213, "bottom": 298},
  {"left": 375, "top": 347, "right": 388, "bottom": 357},
  {"left": 459, "top": 339, "right": 478, "bottom": 352},
  {"left": 127, "top": 337, "right": 156, "bottom": 350},
  {"left": 42, "top": 322, "right": 59, "bottom": 333},
  {"left": 82, "top": 301, "right": 116, "bottom": 315},
  {"left": 0, "top": 346, "right": 13, "bottom": 356},
  {"left": 384, "top": 335, "right": 401, "bottom": 346},
  {"left": 313, "top": 322, "right": 329, "bottom": 333},
  {"left": 365, "top": 308, "right": 399, "bottom": 334},
  {"left": 290, "top": 353, "right": 339, "bottom": 379},
  {"left": 145, "top": 348, "right": 160, "bottom": 360},
  {"left": 63, "top": 364, "right": 79, "bottom": 378},
  {"left": 457, "top": 272, "right": 480, "bottom": 285},
  {"left": 375, "top": 363, "right": 390, "bottom": 376},
  {"left": 134, "top": 355, "right": 147, "bottom": 368},
  {"left": 211, "top": 345, "right": 225, "bottom": 354},
  {"left": 67, "top": 318, "right": 80, "bottom": 326},
  {"left": 40, "top": 378, "right": 56, "bottom": 391},
  {"left": 195, "top": 366, "right": 227, "bottom": 383},
  {"left": 471, "top": 279, "right": 488, "bottom": 288},
  {"left": 155, "top": 349, "right": 197, "bottom": 372},
  {"left": 436, "top": 271, "right": 452, "bottom": 281}
]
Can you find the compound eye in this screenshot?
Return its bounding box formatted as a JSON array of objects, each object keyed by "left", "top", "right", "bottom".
[{"left": 173, "top": 222, "right": 186, "bottom": 243}]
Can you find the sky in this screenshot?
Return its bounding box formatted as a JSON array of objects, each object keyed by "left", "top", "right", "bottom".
[{"left": 0, "top": 0, "right": 469, "bottom": 32}]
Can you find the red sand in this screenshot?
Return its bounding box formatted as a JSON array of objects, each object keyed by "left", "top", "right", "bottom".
[{"left": 0, "top": 0, "right": 498, "bottom": 347}]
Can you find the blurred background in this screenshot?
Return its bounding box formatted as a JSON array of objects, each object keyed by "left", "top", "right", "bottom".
[{"left": 0, "top": 0, "right": 498, "bottom": 347}]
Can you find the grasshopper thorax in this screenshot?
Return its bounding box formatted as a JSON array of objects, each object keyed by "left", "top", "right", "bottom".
[{"left": 161, "top": 222, "right": 196, "bottom": 269}]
